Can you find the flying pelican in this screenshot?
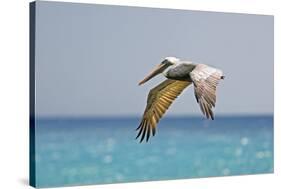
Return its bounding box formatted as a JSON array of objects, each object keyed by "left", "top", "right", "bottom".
[{"left": 136, "top": 57, "right": 224, "bottom": 143}]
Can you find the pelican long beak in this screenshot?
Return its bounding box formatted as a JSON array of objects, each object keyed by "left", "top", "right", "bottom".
[{"left": 139, "top": 64, "right": 166, "bottom": 85}]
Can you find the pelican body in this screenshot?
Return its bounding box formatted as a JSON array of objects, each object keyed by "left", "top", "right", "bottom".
[{"left": 137, "top": 57, "right": 224, "bottom": 143}]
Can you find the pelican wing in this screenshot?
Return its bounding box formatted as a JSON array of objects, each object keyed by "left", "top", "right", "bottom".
[
  {"left": 136, "top": 79, "right": 191, "bottom": 142},
  {"left": 190, "top": 64, "right": 223, "bottom": 120}
]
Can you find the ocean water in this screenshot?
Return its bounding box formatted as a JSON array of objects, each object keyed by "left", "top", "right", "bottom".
[{"left": 34, "top": 116, "right": 273, "bottom": 188}]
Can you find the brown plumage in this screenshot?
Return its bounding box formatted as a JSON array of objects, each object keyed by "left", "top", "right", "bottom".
[
  {"left": 136, "top": 80, "right": 191, "bottom": 142},
  {"left": 137, "top": 57, "right": 224, "bottom": 143},
  {"left": 190, "top": 64, "right": 223, "bottom": 120}
]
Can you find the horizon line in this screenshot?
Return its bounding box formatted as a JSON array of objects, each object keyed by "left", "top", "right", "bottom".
[{"left": 35, "top": 114, "right": 274, "bottom": 120}]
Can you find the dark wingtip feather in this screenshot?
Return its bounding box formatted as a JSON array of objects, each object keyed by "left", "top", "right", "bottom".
[
  {"left": 152, "top": 127, "right": 156, "bottom": 136},
  {"left": 135, "top": 131, "right": 141, "bottom": 140},
  {"left": 146, "top": 125, "right": 151, "bottom": 142},
  {"left": 139, "top": 123, "right": 147, "bottom": 143},
  {"left": 136, "top": 120, "right": 144, "bottom": 131},
  {"left": 136, "top": 121, "right": 155, "bottom": 143},
  {"left": 211, "top": 114, "right": 214, "bottom": 120},
  {"left": 210, "top": 109, "right": 214, "bottom": 120},
  {"left": 135, "top": 121, "right": 145, "bottom": 140},
  {"left": 136, "top": 119, "right": 156, "bottom": 143}
]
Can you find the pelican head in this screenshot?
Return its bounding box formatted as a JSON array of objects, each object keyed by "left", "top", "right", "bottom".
[
  {"left": 139, "top": 57, "right": 180, "bottom": 85},
  {"left": 163, "top": 56, "right": 180, "bottom": 64}
]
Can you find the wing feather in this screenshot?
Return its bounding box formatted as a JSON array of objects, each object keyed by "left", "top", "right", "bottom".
[
  {"left": 136, "top": 79, "right": 191, "bottom": 142},
  {"left": 190, "top": 64, "right": 224, "bottom": 120}
]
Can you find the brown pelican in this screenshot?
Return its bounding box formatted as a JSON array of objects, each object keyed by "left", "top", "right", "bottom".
[{"left": 136, "top": 57, "right": 224, "bottom": 143}]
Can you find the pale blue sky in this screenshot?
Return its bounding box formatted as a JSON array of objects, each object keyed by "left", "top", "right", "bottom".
[{"left": 35, "top": 1, "right": 273, "bottom": 117}]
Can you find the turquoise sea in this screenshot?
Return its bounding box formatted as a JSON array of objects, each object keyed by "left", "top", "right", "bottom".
[{"left": 34, "top": 116, "right": 273, "bottom": 188}]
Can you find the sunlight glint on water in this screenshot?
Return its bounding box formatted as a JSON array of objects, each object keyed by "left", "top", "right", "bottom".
[{"left": 35, "top": 116, "right": 273, "bottom": 187}]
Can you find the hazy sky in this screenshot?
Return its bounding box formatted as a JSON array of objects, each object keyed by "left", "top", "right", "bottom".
[{"left": 35, "top": 1, "right": 273, "bottom": 117}]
